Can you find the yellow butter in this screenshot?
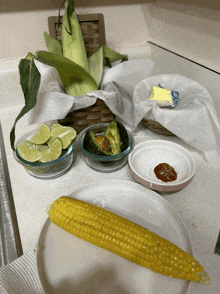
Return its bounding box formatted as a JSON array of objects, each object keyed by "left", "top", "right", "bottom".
[{"left": 147, "top": 86, "right": 177, "bottom": 107}]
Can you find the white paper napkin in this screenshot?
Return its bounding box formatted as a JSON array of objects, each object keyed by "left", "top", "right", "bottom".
[
  {"left": 0, "top": 250, "right": 45, "bottom": 294},
  {"left": 132, "top": 74, "right": 220, "bottom": 167},
  {"left": 27, "top": 58, "right": 154, "bottom": 126}
]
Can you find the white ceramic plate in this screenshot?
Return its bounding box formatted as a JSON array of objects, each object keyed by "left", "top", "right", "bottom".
[
  {"left": 36, "top": 180, "right": 191, "bottom": 294},
  {"left": 128, "top": 140, "right": 196, "bottom": 191}
]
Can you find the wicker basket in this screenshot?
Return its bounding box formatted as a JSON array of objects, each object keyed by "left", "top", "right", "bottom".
[
  {"left": 48, "top": 14, "right": 115, "bottom": 133},
  {"left": 142, "top": 118, "right": 175, "bottom": 136}
]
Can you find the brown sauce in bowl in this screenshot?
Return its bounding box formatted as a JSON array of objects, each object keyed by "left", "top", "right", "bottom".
[{"left": 154, "top": 163, "right": 177, "bottom": 183}]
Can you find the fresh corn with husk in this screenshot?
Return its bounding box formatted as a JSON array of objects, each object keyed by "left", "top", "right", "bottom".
[
  {"left": 60, "top": 0, "right": 92, "bottom": 96},
  {"left": 35, "top": 50, "right": 98, "bottom": 95},
  {"left": 41, "top": 0, "right": 128, "bottom": 97},
  {"left": 62, "top": 0, "right": 89, "bottom": 72},
  {"left": 47, "top": 196, "right": 210, "bottom": 285}
]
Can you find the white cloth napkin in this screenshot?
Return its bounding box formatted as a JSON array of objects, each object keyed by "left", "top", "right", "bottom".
[{"left": 0, "top": 250, "right": 45, "bottom": 294}]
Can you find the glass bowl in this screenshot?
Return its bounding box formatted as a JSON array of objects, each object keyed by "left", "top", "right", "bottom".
[
  {"left": 78, "top": 123, "right": 134, "bottom": 172},
  {"left": 14, "top": 129, "right": 77, "bottom": 180}
]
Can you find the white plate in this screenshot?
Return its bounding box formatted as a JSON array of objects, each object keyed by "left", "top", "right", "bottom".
[
  {"left": 128, "top": 140, "right": 196, "bottom": 191},
  {"left": 36, "top": 180, "right": 191, "bottom": 294}
]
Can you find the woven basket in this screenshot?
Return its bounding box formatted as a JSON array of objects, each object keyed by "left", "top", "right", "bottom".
[
  {"left": 142, "top": 118, "right": 175, "bottom": 136},
  {"left": 48, "top": 14, "right": 115, "bottom": 133}
]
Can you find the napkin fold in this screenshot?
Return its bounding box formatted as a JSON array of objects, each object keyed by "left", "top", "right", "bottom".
[{"left": 0, "top": 250, "right": 45, "bottom": 294}]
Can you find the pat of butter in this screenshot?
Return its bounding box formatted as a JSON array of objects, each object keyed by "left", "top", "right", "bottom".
[{"left": 147, "top": 85, "right": 179, "bottom": 107}]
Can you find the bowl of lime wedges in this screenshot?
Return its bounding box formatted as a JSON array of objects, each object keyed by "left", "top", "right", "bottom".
[{"left": 14, "top": 123, "right": 77, "bottom": 179}]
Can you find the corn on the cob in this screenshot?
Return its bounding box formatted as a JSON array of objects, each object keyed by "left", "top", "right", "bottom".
[{"left": 47, "top": 196, "right": 210, "bottom": 285}]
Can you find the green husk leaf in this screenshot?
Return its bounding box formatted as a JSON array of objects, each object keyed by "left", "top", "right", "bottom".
[
  {"left": 44, "top": 32, "right": 62, "bottom": 55},
  {"left": 10, "top": 53, "right": 41, "bottom": 150},
  {"left": 35, "top": 50, "right": 98, "bottom": 95},
  {"left": 88, "top": 46, "right": 104, "bottom": 89},
  {"left": 65, "top": 0, "right": 75, "bottom": 35},
  {"left": 88, "top": 45, "right": 128, "bottom": 88},
  {"left": 62, "top": 0, "right": 89, "bottom": 72},
  {"left": 103, "top": 45, "right": 128, "bottom": 65}
]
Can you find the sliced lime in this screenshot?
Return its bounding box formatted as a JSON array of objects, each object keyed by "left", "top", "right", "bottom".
[
  {"left": 51, "top": 123, "right": 63, "bottom": 130},
  {"left": 47, "top": 137, "right": 55, "bottom": 147},
  {"left": 35, "top": 144, "right": 48, "bottom": 153},
  {"left": 30, "top": 124, "right": 51, "bottom": 145},
  {"left": 17, "top": 140, "right": 43, "bottom": 162},
  {"left": 51, "top": 126, "right": 77, "bottom": 149},
  {"left": 39, "top": 138, "right": 62, "bottom": 162},
  {"left": 20, "top": 139, "right": 36, "bottom": 148}
]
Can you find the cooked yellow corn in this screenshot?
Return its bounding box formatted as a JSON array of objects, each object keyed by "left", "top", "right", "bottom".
[{"left": 48, "top": 196, "right": 210, "bottom": 285}]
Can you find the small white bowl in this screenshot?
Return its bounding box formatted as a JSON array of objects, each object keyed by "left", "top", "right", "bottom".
[{"left": 128, "top": 140, "right": 196, "bottom": 192}]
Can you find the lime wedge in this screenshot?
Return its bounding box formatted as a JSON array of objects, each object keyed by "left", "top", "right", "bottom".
[
  {"left": 47, "top": 137, "right": 55, "bottom": 147},
  {"left": 51, "top": 126, "right": 77, "bottom": 149},
  {"left": 35, "top": 144, "right": 48, "bottom": 153},
  {"left": 20, "top": 139, "right": 36, "bottom": 148},
  {"left": 17, "top": 140, "right": 43, "bottom": 162},
  {"left": 51, "top": 123, "right": 63, "bottom": 130},
  {"left": 39, "top": 138, "right": 62, "bottom": 162},
  {"left": 30, "top": 124, "right": 51, "bottom": 145}
]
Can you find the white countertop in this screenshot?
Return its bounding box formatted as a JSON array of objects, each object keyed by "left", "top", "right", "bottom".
[{"left": 1, "top": 48, "right": 220, "bottom": 293}]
